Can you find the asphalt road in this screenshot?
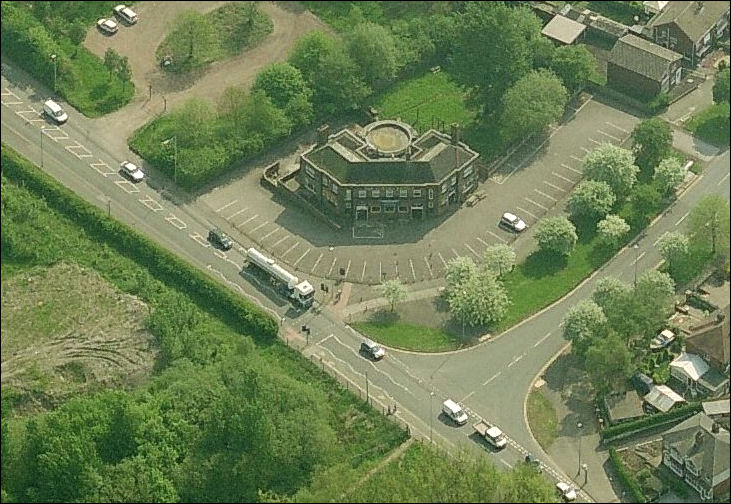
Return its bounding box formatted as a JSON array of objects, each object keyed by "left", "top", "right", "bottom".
[{"left": 2, "top": 60, "right": 729, "bottom": 503}]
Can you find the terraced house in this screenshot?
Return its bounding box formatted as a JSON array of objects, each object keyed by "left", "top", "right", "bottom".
[{"left": 298, "top": 120, "right": 479, "bottom": 223}]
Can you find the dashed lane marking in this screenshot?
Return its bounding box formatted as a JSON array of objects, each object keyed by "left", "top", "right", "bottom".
[
  {"left": 482, "top": 371, "right": 501, "bottom": 386},
  {"left": 165, "top": 213, "right": 187, "bottom": 230},
  {"left": 516, "top": 206, "right": 538, "bottom": 220},
  {"left": 524, "top": 197, "right": 548, "bottom": 210},
  {"left": 507, "top": 353, "right": 525, "bottom": 368},
  {"left": 631, "top": 251, "right": 646, "bottom": 265},
  {"left": 718, "top": 173, "right": 729, "bottom": 186},
  {"left": 552, "top": 171, "right": 575, "bottom": 183},
  {"left": 282, "top": 241, "right": 300, "bottom": 258},
  {"left": 534, "top": 188, "right": 557, "bottom": 201},
  {"left": 215, "top": 200, "right": 238, "bottom": 213},
  {"left": 534, "top": 332, "right": 551, "bottom": 347},
  {"left": 311, "top": 252, "right": 324, "bottom": 274},
  {"left": 675, "top": 211, "right": 690, "bottom": 226},
  {"left": 293, "top": 248, "right": 310, "bottom": 266},
  {"left": 139, "top": 194, "right": 164, "bottom": 212},
  {"left": 543, "top": 180, "right": 565, "bottom": 192},
  {"left": 486, "top": 230, "right": 507, "bottom": 243}
]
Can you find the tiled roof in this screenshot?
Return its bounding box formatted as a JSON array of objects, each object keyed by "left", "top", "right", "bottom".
[
  {"left": 650, "top": 1, "right": 730, "bottom": 43},
  {"left": 687, "top": 305, "right": 731, "bottom": 367},
  {"left": 541, "top": 15, "right": 586, "bottom": 44},
  {"left": 610, "top": 34, "right": 682, "bottom": 81},
  {"left": 663, "top": 412, "right": 730, "bottom": 484}
]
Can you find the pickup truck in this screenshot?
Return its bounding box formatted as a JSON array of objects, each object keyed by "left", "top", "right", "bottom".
[{"left": 473, "top": 420, "right": 507, "bottom": 449}]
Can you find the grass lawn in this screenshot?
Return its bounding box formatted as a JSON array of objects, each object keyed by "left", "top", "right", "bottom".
[
  {"left": 527, "top": 389, "right": 558, "bottom": 450},
  {"left": 686, "top": 102, "right": 730, "bottom": 146},
  {"left": 351, "top": 320, "right": 459, "bottom": 352}
]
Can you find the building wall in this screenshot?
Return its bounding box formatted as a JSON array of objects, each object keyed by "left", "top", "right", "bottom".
[
  {"left": 653, "top": 8, "right": 730, "bottom": 66},
  {"left": 607, "top": 62, "right": 664, "bottom": 98}
]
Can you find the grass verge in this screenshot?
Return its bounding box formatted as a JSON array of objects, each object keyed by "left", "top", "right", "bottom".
[
  {"left": 351, "top": 320, "right": 458, "bottom": 352},
  {"left": 527, "top": 389, "right": 558, "bottom": 450}
]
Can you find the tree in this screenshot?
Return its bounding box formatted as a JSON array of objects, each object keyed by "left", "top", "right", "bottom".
[
  {"left": 549, "top": 44, "right": 597, "bottom": 92},
  {"left": 448, "top": 268, "right": 510, "bottom": 328},
  {"left": 118, "top": 56, "right": 132, "bottom": 91},
  {"left": 561, "top": 300, "right": 608, "bottom": 356},
  {"left": 628, "top": 183, "right": 662, "bottom": 228},
  {"left": 631, "top": 118, "right": 672, "bottom": 178},
  {"left": 713, "top": 67, "right": 730, "bottom": 104},
  {"left": 597, "top": 214, "right": 630, "bottom": 247},
  {"left": 633, "top": 270, "right": 676, "bottom": 336},
  {"left": 592, "top": 276, "right": 632, "bottom": 321},
  {"left": 382, "top": 278, "right": 407, "bottom": 312},
  {"left": 289, "top": 31, "right": 337, "bottom": 83},
  {"left": 534, "top": 216, "right": 578, "bottom": 256},
  {"left": 347, "top": 22, "right": 399, "bottom": 86},
  {"left": 444, "top": 256, "right": 477, "bottom": 302},
  {"left": 68, "top": 21, "right": 86, "bottom": 57},
  {"left": 500, "top": 69, "right": 568, "bottom": 145},
  {"left": 481, "top": 244, "right": 516, "bottom": 278},
  {"left": 657, "top": 231, "right": 689, "bottom": 277},
  {"left": 568, "top": 180, "right": 616, "bottom": 222},
  {"left": 583, "top": 143, "right": 639, "bottom": 201},
  {"left": 585, "top": 332, "right": 633, "bottom": 394},
  {"left": 654, "top": 157, "right": 686, "bottom": 196},
  {"left": 104, "top": 48, "right": 121, "bottom": 76},
  {"left": 686, "top": 195, "right": 730, "bottom": 258},
  {"left": 252, "top": 63, "right": 312, "bottom": 110},
  {"left": 168, "top": 10, "right": 216, "bottom": 66}
]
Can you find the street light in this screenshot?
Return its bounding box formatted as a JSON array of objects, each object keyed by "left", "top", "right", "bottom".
[
  {"left": 430, "top": 391, "right": 435, "bottom": 443},
  {"left": 577, "top": 421, "right": 584, "bottom": 477},
  {"left": 162, "top": 136, "right": 177, "bottom": 185},
  {"left": 633, "top": 243, "right": 640, "bottom": 287},
  {"left": 50, "top": 53, "right": 57, "bottom": 93},
  {"left": 40, "top": 128, "right": 44, "bottom": 168}
]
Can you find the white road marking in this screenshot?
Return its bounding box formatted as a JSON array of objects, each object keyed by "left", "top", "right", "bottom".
[
  {"left": 260, "top": 227, "right": 280, "bottom": 241},
  {"left": 437, "top": 252, "right": 447, "bottom": 268},
  {"left": 216, "top": 200, "right": 238, "bottom": 213},
  {"left": 65, "top": 141, "right": 92, "bottom": 158},
  {"left": 461, "top": 391, "right": 475, "bottom": 402},
  {"left": 165, "top": 213, "right": 187, "bottom": 229},
  {"left": 675, "top": 211, "right": 690, "bottom": 226},
  {"left": 327, "top": 257, "right": 337, "bottom": 277},
  {"left": 482, "top": 371, "right": 501, "bottom": 386},
  {"left": 250, "top": 221, "right": 269, "bottom": 234},
  {"left": 507, "top": 353, "right": 524, "bottom": 368},
  {"left": 534, "top": 332, "right": 552, "bottom": 347},
  {"left": 293, "top": 248, "right": 310, "bottom": 266},
  {"left": 139, "top": 195, "right": 164, "bottom": 212},
  {"left": 213, "top": 249, "right": 227, "bottom": 260},
  {"left": 534, "top": 188, "right": 557, "bottom": 201},
  {"left": 524, "top": 197, "right": 548, "bottom": 210},
  {"left": 598, "top": 129, "right": 621, "bottom": 141},
  {"left": 394, "top": 260, "right": 398, "bottom": 278},
  {"left": 237, "top": 214, "right": 258, "bottom": 227},
  {"left": 464, "top": 243, "right": 480, "bottom": 258},
  {"left": 271, "top": 235, "right": 289, "bottom": 247},
  {"left": 424, "top": 256, "right": 434, "bottom": 278},
  {"left": 561, "top": 163, "right": 583, "bottom": 175},
  {"left": 189, "top": 232, "right": 210, "bottom": 247},
  {"left": 42, "top": 126, "right": 69, "bottom": 141},
  {"left": 500, "top": 459, "right": 513, "bottom": 469},
  {"left": 588, "top": 137, "right": 602, "bottom": 146},
  {"left": 451, "top": 248, "right": 461, "bottom": 259},
  {"left": 317, "top": 334, "right": 334, "bottom": 345},
  {"left": 379, "top": 261, "right": 383, "bottom": 280},
  {"left": 344, "top": 259, "right": 352, "bottom": 279},
  {"left": 552, "top": 171, "right": 575, "bottom": 183},
  {"left": 605, "top": 121, "right": 628, "bottom": 133},
  {"left": 409, "top": 258, "right": 416, "bottom": 280},
  {"left": 543, "top": 181, "right": 565, "bottom": 192},
  {"left": 580, "top": 146, "right": 591, "bottom": 154},
  {"left": 114, "top": 180, "right": 140, "bottom": 194},
  {"left": 227, "top": 207, "right": 248, "bottom": 220},
  {"left": 282, "top": 241, "right": 300, "bottom": 258},
  {"left": 516, "top": 206, "right": 538, "bottom": 220},
  {"left": 570, "top": 154, "right": 584, "bottom": 163},
  {"left": 311, "top": 252, "right": 324, "bottom": 273},
  {"left": 486, "top": 230, "right": 507, "bottom": 243},
  {"left": 717, "top": 173, "right": 729, "bottom": 186},
  {"left": 361, "top": 261, "right": 367, "bottom": 282},
  {"left": 475, "top": 236, "right": 490, "bottom": 247},
  {"left": 89, "top": 159, "right": 115, "bottom": 177},
  {"left": 631, "top": 251, "right": 646, "bottom": 265}
]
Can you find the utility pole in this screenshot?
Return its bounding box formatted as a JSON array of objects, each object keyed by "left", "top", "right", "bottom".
[
  {"left": 633, "top": 244, "right": 640, "bottom": 287},
  {"left": 430, "top": 391, "right": 434, "bottom": 443},
  {"left": 50, "top": 53, "right": 57, "bottom": 93}
]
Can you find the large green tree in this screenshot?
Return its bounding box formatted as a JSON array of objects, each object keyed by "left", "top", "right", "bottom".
[
  {"left": 631, "top": 118, "right": 672, "bottom": 178},
  {"left": 481, "top": 244, "right": 516, "bottom": 278},
  {"left": 585, "top": 332, "right": 633, "bottom": 394},
  {"left": 713, "top": 67, "right": 730, "bottom": 104},
  {"left": 382, "top": 278, "right": 408, "bottom": 311},
  {"left": 654, "top": 157, "right": 686, "bottom": 196},
  {"left": 252, "top": 62, "right": 312, "bottom": 110},
  {"left": 561, "top": 300, "right": 608, "bottom": 356},
  {"left": 568, "top": 180, "right": 616, "bottom": 222},
  {"left": 597, "top": 214, "right": 630, "bottom": 247},
  {"left": 534, "top": 216, "right": 578, "bottom": 256},
  {"left": 448, "top": 267, "right": 510, "bottom": 328},
  {"left": 549, "top": 44, "right": 597, "bottom": 92},
  {"left": 686, "top": 195, "right": 730, "bottom": 259},
  {"left": 657, "top": 231, "right": 690, "bottom": 278},
  {"left": 583, "top": 143, "right": 639, "bottom": 201},
  {"left": 347, "top": 22, "right": 400, "bottom": 86}
]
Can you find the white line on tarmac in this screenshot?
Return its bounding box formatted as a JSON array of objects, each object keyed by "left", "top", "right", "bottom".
[
  {"left": 570, "top": 154, "right": 584, "bottom": 163},
  {"left": 631, "top": 251, "right": 646, "bottom": 265},
  {"left": 598, "top": 129, "right": 621, "bottom": 141},
  {"left": 675, "top": 211, "right": 690, "bottom": 226},
  {"left": 534, "top": 332, "right": 552, "bottom": 347},
  {"left": 464, "top": 243, "right": 480, "bottom": 258},
  {"left": 394, "top": 260, "right": 399, "bottom": 278},
  {"left": 438, "top": 252, "right": 447, "bottom": 268},
  {"left": 580, "top": 146, "right": 591, "bottom": 154},
  {"left": 534, "top": 188, "right": 557, "bottom": 201},
  {"left": 260, "top": 227, "right": 280, "bottom": 241},
  {"left": 524, "top": 197, "right": 548, "bottom": 210},
  {"left": 424, "top": 256, "right": 434, "bottom": 278},
  {"left": 311, "top": 252, "right": 324, "bottom": 273},
  {"left": 561, "top": 163, "right": 583, "bottom": 175},
  {"left": 482, "top": 371, "right": 501, "bottom": 386},
  {"left": 379, "top": 261, "right": 382, "bottom": 280},
  {"left": 507, "top": 353, "right": 524, "bottom": 367},
  {"left": 344, "top": 259, "right": 352, "bottom": 279},
  {"left": 227, "top": 207, "right": 248, "bottom": 220},
  {"left": 361, "top": 261, "right": 367, "bottom": 282},
  {"left": 516, "top": 206, "right": 538, "bottom": 220},
  {"left": 552, "top": 171, "right": 575, "bottom": 183},
  {"left": 475, "top": 236, "right": 490, "bottom": 247},
  {"left": 410, "top": 258, "right": 416, "bottom": 280},
  {"left": 500, "top": 459, "right": 513, "bottom": 469},
  {"left": 605, "top": 121, "right": 628, "bottom": 133},
  {"left": 543, "top": 181, "right": 565, "bottom": 192},
  {"left": 271, "top": 235, "right": 289, "bottom": 248},
  {"left": 486, "top": 230, "right": 507, "bottom": 243},
  {"left": 327, "top": 258, "right": 338, "bottom": 277},
  {"left": 588, "top": 137, "right": 602, "bottom": 145},
  {"left": 317, "top": 334, "right": 334, "bottom": 345},
  {"left": 461, "top": 391, "right": 475, "bottom": 402},
  {"left": 293, "top": 248, "right": 310, "bottom": 266},
  {"left": 451, "top": 248, "right": 461, "bottom": 258},
  {"left": 718, "top": 173, "right": 729, "bottom": 186},
  {"left": 250, "top": 221, "right": 269, "bottom": 234},
  {"left": 216, "top": 200, "right": 238, "bottom": 213},
  {"left": 282, "top": 241, "right": 300, "bottom": 258},
  {"left": 237, "top": 214, "right": 258, "bottom": 227}
]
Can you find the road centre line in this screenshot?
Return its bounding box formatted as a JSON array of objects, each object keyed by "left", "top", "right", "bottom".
[
  {"left": 631, "top": 251, "right": 646, "bottom": 265},
  {"left": 516, "top": 206, "right": 538, "bottom": 219},
  {"left": 552, "top": 171, "right": 575, "bottom": 183},
  {"left": 534, "top": 332, "right": 552, "bottom": 347},
  {"left": 524, "top": 197, "right": 548, "bottom": 210},
  {"left": 482, "top": 371, "right": 501, "bottom": 386},
  {"left": 461, "top": 391, "right": 475, "bottom": 403},
  {"left": 311, "top": 252, "right": 324, "bottom": 273},
  {"left": 675, "top": 211, "right": 690, "bottom": 226},
  {"left": 534, "top": 188, "right": 557, "bottom": 201},
  {"left": 507, "top": 353, "right": 524, "bottom": 368},
  {"left": 216, "top": 200, "right": 238, "bottom": 213}
]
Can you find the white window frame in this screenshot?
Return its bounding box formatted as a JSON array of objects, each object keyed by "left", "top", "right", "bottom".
[
  {"left": 370, "top": 205, "right": 381, "bottom": 213},
  {"left": 331, "top": 183, "right": 339, "bottom": 194},
  {"left": 345, "top": 189, "right": 352, "bottom": 201},
  {"left": 400, "top": 189, "right": 408, "bottom": 198},
  {"left": 463, "top": 165, "right": 473, "bottom": 178},
  {"left": 413, "top": 189, "right": 422, "bottom": 198},
  {"left": 305, "top": 166, "right": 315, "bottom": 178},
  {"left": 358, "top": 190, "right": 367, "bottom": 199},
  {"left": 428, "top": 188, "right": 434, "bottom": 200},
  {"left": 385, "top": 189, "right": 394, "bottom": 198},
  {"left": 372, "top": 189, "right": 380, "bottom": 198}
]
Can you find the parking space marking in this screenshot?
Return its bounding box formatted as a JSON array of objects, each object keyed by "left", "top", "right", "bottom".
[
  {"left": 598, "top": 129, "right": 621, "bottom": 141},
  {"left": 379, "top": 261, "right": 382, "bottom": 280},
  {"left": 311, "top": 252, "right": 324, "bottom": 273},
  {"left": 588, "top": 137, "right": 602, "bottom": 146},
  {"left": 475, "top": 236, "right": 490, "bottom": 248},
  {"left": 114, "top": 180, "right": 140, "bottom": 194},
  {"left": 42, "top": 126, "right": 69, "bottom": 141},
  {"left": 524, "top": 197, "right": 548, "bottom": 210},
  {"left": 450, "top": 248, "right": 461, "bottom": 259},
  {"left": 293, "top": 248, "right": 310, "bottom": 266},
  {"left": 561, "top": 163, "right": 583, "bottom": 175},
  {"left": 551, "top": 171, "right": 575, "bottom": 183},
  {"left": 216, "top": 200, "right": 238, "bottom": 213},
  {"left": 344, "top": 259, "right": 352, "bottom": 279},
  {"left": 260, "top": 227, "right": 280, "bottom": 241},
  {"left": 237, "top": 214, "right": 258, "bottom": 228},
  {"left": 1, "top": 88, "right": 22, "bottom": 105},
  {"left": 165, "top": 213, "right": 187, "bottom": 230},
  {"left": 486, "top": 230, "right": 507, "bottom": 243},
  {"left": 534, "top": 188, "right": 557, "bottom": 202},
  {"left": 464, "top": 243, "right": 480, "bottom": 258},
  {"left": 580, "top": 146, "right": 591, "bottom": 154},
  {"left": 516, "top": 206, "right": 538, "bottom": 220},
  {"left": 213, "top": 249, "right": 228, "bottom": 260},
  {"left": 394, "top": 260, "right": 399, "bottom": 278},
  {"left": 327, "top": 258, "right": 337, "bottom": 277},
  {"left": 189, "top": 232, "right": 210, "bottom": 247},
  {"left": 250, "top": 221, "right": 269, "bottom": 234},
  {"left": 227, "top": 207, "right": 248, "bottom": 220},
  {"left": 569, "top": 154, "right": 584, "bottom": 163},
  {"left": 65, "top": 141, "right": 93, "bottom": 158},
  {"left": 139, "top": 194, "right": 164, "bottom": 212},
  {"left": 89, "top": 159, "right": 116, "bottom": 177},
  {"left": 605, "top": 121, "right": 628, "bottom": 133},
  {"left": 282, "top": 241, "right": 300, "bottom": 258},
  {"left": 16, "top": 108, "right": 41, "bottom": 122},
  {"left": 271, "top": 235, "right": 289, "bottom": 248},
  {"left": 361, "top": 261, "right": 367, "bottom": 282},
  {"left": 423, "top": 256, "right": 434, "bottom": 278},
  {"left": 437, "top": 252, "right": 447, "bottom": 268},
  {"left": 717, "top": 173, "right": 729, "bottom": 186},
  {"left": 409, "top": 258, "right": 416, "bottom": 281},
  {"left": 543, "top": 181, "right": 565, "bottom": 192}
]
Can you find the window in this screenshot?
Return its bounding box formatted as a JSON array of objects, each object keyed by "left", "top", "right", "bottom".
[
  {"left": 358, "top": 190, "right": 367, "bottom": 199},
  {"left": 385, "top": 189, "right": 394, "bottom": 198},
  {"left": 305, "top": 166, "right": 315, "bottom": 178},
  {"left": 345, "top": 189, "right": 352, "bottom": 201},
  {"left": 441, "top": 183, "right": 448, "bottom": 194},
  {"left": 412, "top": 189, "right": 422, "bottom": 198},
  {"left": 384, "top": 202, "right": 396, "bottom": 213},
  {"left": 371, "top": 189, "right": 380, "bottom": 198},
  {"left": 305, "top": 179, "right": 316, "bottom": 193},
  {"left": 400, "top": 189, "right": 408, "bottom": 198},
  {"left": 451, "top": 176, "right": 457, "bottom": 186},
  {"left": 428, "top": 188, "right": 434, "bottom": 200},
  {"left": 398, "top": 205, "right": 408, "bottom": 213},
  {"left": 322, "top": 176, "right": 329, "bottom": 186},
  {"left": 331, "top": 183, "right": 339, "bottom": 194},
  {"left": 371, "top": 205, "right": 381, "bottom": 213},
  {"left": 428, "top": 201, "right": 434, "bottom": 208},
  {"left": 463, "top": 165, "right": 473, "bottom": 178},
  {"left": 345, "top": 202, "right": 352, "bottom": 209}
]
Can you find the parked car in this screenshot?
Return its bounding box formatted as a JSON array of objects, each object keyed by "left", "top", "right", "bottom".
[
  {"left": 650, "top": 329, "right": 676, "bottom": 351},
  {"left": 360, "top": 338, "right": 386, "bottom": 360},
  {"left": 113, "top": 4, "right": 138, "bottom": 24},
  {"left": 524, "top": 453, "right": 543, "bottom": 472},
  {"left": 120, "top": 161, "right": 144, "bottom": 182},
  {"left": 442, "top": 399, "right": 469, "bottom": 426},
  {"left": 208, "top": 228, "right": 233, "bottom": 251},
  {"left": 556, "top": 482, "right": 577, "bottom": 502},
  {"left": 499, "top": 212, "right": 527, "bottom": 233},
  {"left": 97, "top": 18, "right": 119, "bottom": 34},
  {"left": 42, "top": 99, "right": 68, "bottom": 124}
]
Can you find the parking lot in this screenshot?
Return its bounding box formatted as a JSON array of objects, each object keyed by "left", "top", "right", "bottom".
[{"left": 198, "top": 97, "right": 640, "bottom": 285}]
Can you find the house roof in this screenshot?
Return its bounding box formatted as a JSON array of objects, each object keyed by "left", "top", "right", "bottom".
[
  {"left": 663, "top": 412, "right": 730, "bottom": 485},
  {"left": 644, "top": 1, "right": 671, "bottom": 14},
  {"left": 703, "top": 399, "right": 730, "bottom": 417},
  {"left": 644, "top": 384, "right": 686, "bottom": 412},
  {"left": 609, "top": 34, "right": 682, "bottom": 82},
  {"left": 649, "top": 1, "right": 730, "bottom": 43},
  {"left": 541, "top": 15, "right": 587, "bottom": 44},
  {"left": 604, "top": 391, "right": 645, "bottom": 423},
  {"left": 670, "top": 352, "right": 710, "bottom": 381},
  {"left": 686, "top": 305, "right": 731, "bottom": 367}
]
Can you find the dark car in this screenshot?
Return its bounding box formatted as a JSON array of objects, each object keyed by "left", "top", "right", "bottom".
[
  {"left": 208, "top": 228, "right": 233, "bottom": 251},
  {"left": 524, "top": 454, "right": 543, "bottom": 472},
  {"left": 360, "top": 338, "right": 386, "bottom": 360}
]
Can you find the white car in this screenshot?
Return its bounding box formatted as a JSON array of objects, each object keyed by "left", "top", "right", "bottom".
[
  {"left": 556, "top": 482, "right": 577, "bottom": 502},
  {"left": 500, "top": 212, "right": 527, "bottom": 233},
  {"left": 113, "top": 4, "right": 138, "bottom": 24},
  {"left": 650, "top": 329, "right": 676, "bottom": 351},
  {"left": 42, "top": 99, "right": 68, "bottom": 124},
  {"left": 97, "top": 18, "right": 119, "bottom": 34},
  {"left": 120, "top": 161, "right": 144, "bottom": 182}
]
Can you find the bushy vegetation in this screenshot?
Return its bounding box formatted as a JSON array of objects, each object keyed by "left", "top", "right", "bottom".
[
  {"left": 687, "top": 102, "right": 730, "bottom": 146},
  {"left": 1, "top": 2, "right": 134, "bottom": 116},
  {"left": 609, "top": 448, "right": 648, "bottom": 504}
]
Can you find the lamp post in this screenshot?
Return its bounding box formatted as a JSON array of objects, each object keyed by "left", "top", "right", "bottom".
[
  {"left": 633, "top": 243, "right": 640, "bottom": 287},
  {"left": 50, "top": 53, "right": 57, "bottom": 93},
  {"left": 430, "top": 391, "right": 435, "bottom": 443},
  {"left": 40, "top": 128, "right": 44, "bottom": 168},
  {"left": 162, "top": 136, "right": 177, "bottom": 185},
  {"left": 582, "top": 463, "right": 588, "bottom": 485},
  {"left": 577, "top": 421, "right": 584, "bottom": 477}
]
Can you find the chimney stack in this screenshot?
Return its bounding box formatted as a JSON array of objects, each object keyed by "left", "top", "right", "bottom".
[
  {"left": 317, "top": 124, "right": 330, "bottom": 145},
  {"left": 450, "top": 123, "right": 460, "bottom": 145},
  {"left": 712, "top": 422, "right": 720, "bottom": 434}
]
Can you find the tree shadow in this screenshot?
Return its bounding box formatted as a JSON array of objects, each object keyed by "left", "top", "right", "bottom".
[
  {"left": 367, "top": 308, "right": 400, "bottom": 324},
  {"left": 522, "top": 249, "right": 568, "bottom": 279}
]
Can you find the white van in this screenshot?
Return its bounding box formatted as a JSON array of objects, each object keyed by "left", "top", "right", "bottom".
[
  {"left": 442, "top": 399, "right": 468, "bottom": 425},
  {"left": 43, "top": 99, "right": 68, "bottom": 124}
]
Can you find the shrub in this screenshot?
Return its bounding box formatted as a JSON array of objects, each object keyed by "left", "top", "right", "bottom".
[
  {"left": 609, "top": 448, "right": 647, "bottom": 504},
  {"left": 648, "top": 92, "right": 669, "bottom": 113}
]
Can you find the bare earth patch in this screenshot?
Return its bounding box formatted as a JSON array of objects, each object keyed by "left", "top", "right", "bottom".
[{"left": 1, "top": 262, "right": 157, "bottom": 412}]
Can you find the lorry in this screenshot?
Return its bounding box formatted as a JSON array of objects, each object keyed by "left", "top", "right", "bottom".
[
  {"left": 244, "top": 247, "right": 315, "bottom": 308},
  {"left": 473, "top": 420, "right": 507, "bottom": 449}
]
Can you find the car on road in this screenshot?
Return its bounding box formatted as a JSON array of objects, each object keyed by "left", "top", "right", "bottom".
[
  {"left": 499, "top": 212, "right": 527, "bottom": 233},
  {"left": 360, "top": 338, "right": 386, "bottom": 360},
  {"left": 97, "top": 18, "right": 119, "bottom": 34},
  {"left": 113, "top": 4, "right": 138, "bottom": 24},
  {"left": 524, "top": 453, "right": 543, "bottom": 472},
  {"left": 650, "top": 329, "right": 676, "bottom": 351},
  {"left": 208, "top": 228, "right": 233, "bottom": 251},
  {"left": 556, "top": 482, "right": 577, "bottom": 502},
  {"left": 442, "top": 399, "right": 469, "bottom": 426},
  {"left": 120, "top": 161, "right": 144, "bottom": 182},
  {"left": 42, "top": 99, "right": 68, "bottom": 124}
]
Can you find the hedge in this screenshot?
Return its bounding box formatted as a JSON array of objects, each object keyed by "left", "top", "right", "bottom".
[
  {"left": 601, "top": 402, "right": 702, "bottom": 443},
  {"left": 609, "top": 448, "right": 648, "bottom": 504},
  {"left": 1, "top": 144, "right": 278, "bottom": 344}
]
